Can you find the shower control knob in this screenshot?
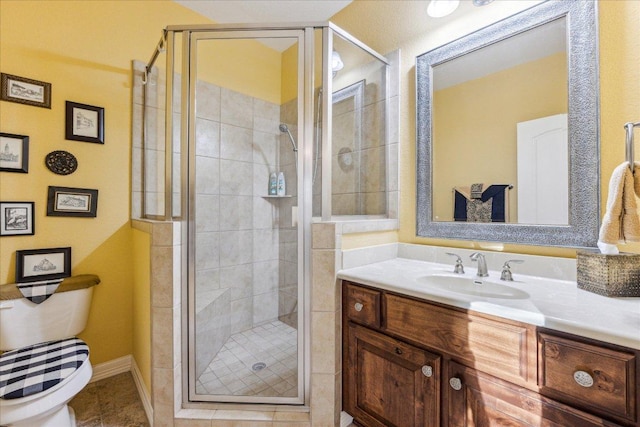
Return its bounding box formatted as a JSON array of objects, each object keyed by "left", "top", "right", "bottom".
[
  {"left": 421, "top": 365, "right": 433, "bottom": 377},
  {"left": 354, "top": 302, "right": 364, "bottom": 312},
  {"left": 449, "top": 377, "right": 463, "bottom": 391}
]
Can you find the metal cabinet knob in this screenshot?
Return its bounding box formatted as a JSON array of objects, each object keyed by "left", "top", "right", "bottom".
[
  {"left": 422, "top": 365, "right": 433, "bottom": 377},
  {"left": 573, "top": 370, "right": 594, "bottom": 388},
  {"left": 354, "top": 302, "right": 363, "bottom": 312},
  {"left": 449, "top": 377, "right": 462, "bottom": 391}
]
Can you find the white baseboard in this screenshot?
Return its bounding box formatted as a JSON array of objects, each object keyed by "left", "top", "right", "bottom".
[
  {"left": 90, "top": 355, "right": 132, "bottom": 383},
  {"left": 131, "top": 357, "right": 154, "bottom": 426}
]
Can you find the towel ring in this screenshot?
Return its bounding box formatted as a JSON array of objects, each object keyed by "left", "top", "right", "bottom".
[{"left": 625, "top": 121, "right": 639, "bottom": 172}]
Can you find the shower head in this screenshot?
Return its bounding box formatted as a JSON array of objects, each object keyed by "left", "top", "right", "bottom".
[{"left": 279, "top": 123, "right": 298, "bottom": 152}]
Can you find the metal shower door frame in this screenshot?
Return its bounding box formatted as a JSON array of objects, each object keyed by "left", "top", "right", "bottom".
[{"left": 179, "top": 25, "right": 311, "bottom": 407}]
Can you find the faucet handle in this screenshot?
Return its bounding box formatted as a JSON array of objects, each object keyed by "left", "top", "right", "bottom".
[
  {"left": 445, "top": 252, "right": 465, "bottom": 274},
  {"left": 500, "top": 259, "right": 524, "bottom": 281}
]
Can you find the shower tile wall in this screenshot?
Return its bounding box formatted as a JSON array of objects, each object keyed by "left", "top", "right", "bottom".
[
  {"left": 132, "top": 60, "right": 185, "bottom": 219},
  {"left": 132, "top": 63, "right": 297, "bottom": 378},
  {"left": 331, "top": 74, "right": 387, "bottom": 216},
  {"left": 278, "top": 98, "right": 298, "bottom": 329},
  {"left": 132, "top": 61, "right": 166, "bottom": 219},
  {"left": 331, "top": 95, "right": 359, "bottom": 215},
  {"left": 306, "top": 59, "right": 389, "bottom": 218},
  {"left": 194, "top": 84, "right": 286, "bottom": 376}
]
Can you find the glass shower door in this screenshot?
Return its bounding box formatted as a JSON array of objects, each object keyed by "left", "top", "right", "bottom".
[{"left": 185, "top": 29, "right": 305, "bottom": 405}]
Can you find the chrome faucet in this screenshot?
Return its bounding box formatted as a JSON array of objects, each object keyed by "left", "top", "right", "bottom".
[
  {"left": 469, "top": 252, "right": 489, "bottom": 277},
  {"left": 445, "top": 253, "right": 465, "bottom": 274},
  {"left": 500, "top": 260, "right": 524, "bottom": 281}
]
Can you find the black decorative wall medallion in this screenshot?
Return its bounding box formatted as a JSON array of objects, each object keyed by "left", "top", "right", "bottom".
[{"left": 45, "top": 150, "right": 78, "bottom": 175}]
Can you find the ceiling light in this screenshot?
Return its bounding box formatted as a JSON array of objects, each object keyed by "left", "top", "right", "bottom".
[
  {"left": 427, "top": 0, "right": 460, "bottom": 18},
  {"left": 473, "top": 0, "right": 494, "bottom": 6},
  {"left": 332, "top": 50, "right": 344, "bottom": 73},
  {"left": 332, "top": 50, "right": 344, "bottom": 77}
]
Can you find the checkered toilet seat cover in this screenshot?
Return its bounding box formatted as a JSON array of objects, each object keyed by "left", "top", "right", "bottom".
[{"left": 0, "top": 337, "right": 89, "bottom": 399}]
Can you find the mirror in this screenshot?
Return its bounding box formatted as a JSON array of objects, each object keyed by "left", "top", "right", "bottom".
[{"left": 416, "top": 0, "right": 599, "bottom": 247}]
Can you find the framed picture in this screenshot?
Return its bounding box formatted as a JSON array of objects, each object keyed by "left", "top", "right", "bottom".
[
  {"left": 65, "top": 101, "right": 104, "bottom": 144},
  {"left": 47, "top": 186, "right": 98, "bottom": 217},
  {"left": 15, "top": 247, "right": 71, "bottom": 283},
  {"left": 0, "top": 201, "right": 34, "bottom": 236},
  {"left": 0, "top": 133, "right": 29, "bottom": 173},
  {"left": 1, "top": 73, "right": 51, "bottom": 109}
]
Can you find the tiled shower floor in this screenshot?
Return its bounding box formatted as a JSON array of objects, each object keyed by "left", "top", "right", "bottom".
[{"left": 196, "top": 320, "right": 298, "bottom": 397}]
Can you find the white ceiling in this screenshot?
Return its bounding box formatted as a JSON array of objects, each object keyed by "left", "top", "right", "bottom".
[
  {"left": 172, "top": 0, "right": 560, "bottom": 80},
  {"left": 434, "top": 17, "right": 567, "bottom": 90},
  {"left": 174, "top": 0, "right": 352, "bottom": 25},
  {"left": 174, "top": 0, "right": 352, "bottom": 50}
]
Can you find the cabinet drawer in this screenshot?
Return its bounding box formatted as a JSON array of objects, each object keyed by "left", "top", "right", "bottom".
[
  {"left": 385, "top": 294, "right": 536, "bottom": 385},
  {"left": 539, "top": 331, "right": 637, "bottom": 423},
  {"left": 344, "top": 282, "right": 382, "bottom": 328},
  {"left": 447, "top": 361, "right": 618, "bottom": 427}
]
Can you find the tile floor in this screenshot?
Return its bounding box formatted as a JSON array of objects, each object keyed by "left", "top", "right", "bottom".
[
  {"left": 70, "top": 372, "right": 149, "bottom": 427},
  {"left": 196, "top": 320, "right": 298, "bottom": 397}
]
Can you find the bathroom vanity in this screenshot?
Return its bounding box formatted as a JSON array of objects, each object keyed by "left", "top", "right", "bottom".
[{"left": 339, "top": 259, "right": 640, "bottom": 427}]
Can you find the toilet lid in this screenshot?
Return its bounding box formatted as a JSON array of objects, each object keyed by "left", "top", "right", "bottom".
[{"left": 0, "top": 337, "right": 89, "bottom": 399}]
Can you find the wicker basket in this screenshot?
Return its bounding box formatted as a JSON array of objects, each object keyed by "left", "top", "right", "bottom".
[{"left": 576, "top": 250, "right": 640, "bottom": 297}]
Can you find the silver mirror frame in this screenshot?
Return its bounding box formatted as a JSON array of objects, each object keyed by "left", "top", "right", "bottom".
[{"left": 416, "top": 0, "right": 599, "bottom": 248}]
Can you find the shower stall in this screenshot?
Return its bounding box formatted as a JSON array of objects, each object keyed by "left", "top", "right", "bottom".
[{"left": 133, "top": 22, "right": 393, "bottom": 406}]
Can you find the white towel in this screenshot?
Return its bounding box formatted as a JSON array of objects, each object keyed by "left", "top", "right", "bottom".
[{"left": 597, "top": 162, "right": 640, "bottom": 253}]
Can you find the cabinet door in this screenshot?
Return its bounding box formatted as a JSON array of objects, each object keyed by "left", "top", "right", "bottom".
[
  {"left": 345, "top": 323, "right": 441, "bottom": 427},
  {"left": 446, "top": 361, "right": 620, "bottom": 427}
]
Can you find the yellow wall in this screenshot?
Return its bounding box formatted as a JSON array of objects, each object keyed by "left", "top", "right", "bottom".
[
  {"left": 0, "top": 0, "right": 211, "bottom": 389},
  {"left": 1, "top": 0, "right": 637, "bottom": 399},
  {"left": 433, "top": 52, "right": 567, "bottom": 222},
  {"left": 132, "top": 227, "right": 151, "bottom": 389},
  {"left": 197, "top": 38, "right": 283, "bottom": 104},
  {"left": 599, "top": 0, "right": 640, "bottom": 255},
  {"left": 0, "top": 0, "right": 290, "bottom": 392},
  {"left": 334, "top": 0, "right": 640, "bottom": 257},
  {"left": 281, "top": 43, "right": 299, "bottom": 104}
]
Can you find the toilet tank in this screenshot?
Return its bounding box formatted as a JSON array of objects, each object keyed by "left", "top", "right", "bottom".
[{"left": 0, "top": 286, "right": 94, "bottom": 351}]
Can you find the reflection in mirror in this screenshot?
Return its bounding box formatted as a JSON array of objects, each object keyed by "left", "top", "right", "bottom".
[
  {"left": 331, "top": 80, "right": 364, "bottom": 214},
  {"left": 416, "top": 0, "right": 599, "bottom": 247},
  {"left": 329, "top": 31, "right": 389, "bottom": 217},
  {"left": 432, "top": 18, "right": 567, "bottom": 225}
]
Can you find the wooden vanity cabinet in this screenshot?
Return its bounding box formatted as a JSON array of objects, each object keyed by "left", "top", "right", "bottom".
[
  {"left": 446, "top": 361, "right": 620, "bottom": 427},
  {"left": 342, "top": 281, "right": 639, "bottom": 427},
  {"left": 345, "top": 323, "right": 441, "bottom": 427}
]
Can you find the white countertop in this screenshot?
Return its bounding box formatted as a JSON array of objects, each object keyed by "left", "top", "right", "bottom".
[{"left": 337, "top": 258, "right": 640, "bottom": 350}]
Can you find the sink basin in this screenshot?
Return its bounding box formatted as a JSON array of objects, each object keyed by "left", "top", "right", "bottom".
[{"left": 418, "top": 274, "right": 530, "bottom": 300}]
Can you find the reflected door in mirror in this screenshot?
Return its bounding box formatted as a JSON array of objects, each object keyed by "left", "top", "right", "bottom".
[{"left": 517, "top": 114, "right": 568, "bottom": 225}]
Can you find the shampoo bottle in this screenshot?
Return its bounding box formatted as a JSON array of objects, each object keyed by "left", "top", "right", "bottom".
[
  {"left": 277, "top": 172, "right": 286, "bottom": 196},
  {"left": 269, "top": 172, "right": 277, "bottom": 195}
]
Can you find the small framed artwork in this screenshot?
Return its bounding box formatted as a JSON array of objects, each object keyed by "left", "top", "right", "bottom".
[
  {"left": 1, "top": 73, "right": 52, "bottom": 109},
  {"left": 16, "top": 247, "right": 71, "bottom": 283},
  {"left": 65, "top": 101, "right": 104, "bottom": 144},
  {"left": 0, "top": 132, "right": 29, "bottom": 173},
  {"left": 0, "top": 201, "right": 34, "bottom": 236},
  {"left": 47, "top": 186, "right": 98, "bottom": 217}
]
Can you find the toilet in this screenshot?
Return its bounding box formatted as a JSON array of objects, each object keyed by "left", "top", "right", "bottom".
[{"left": 0, "top": 282, "right": 96, "bottom": 427}]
